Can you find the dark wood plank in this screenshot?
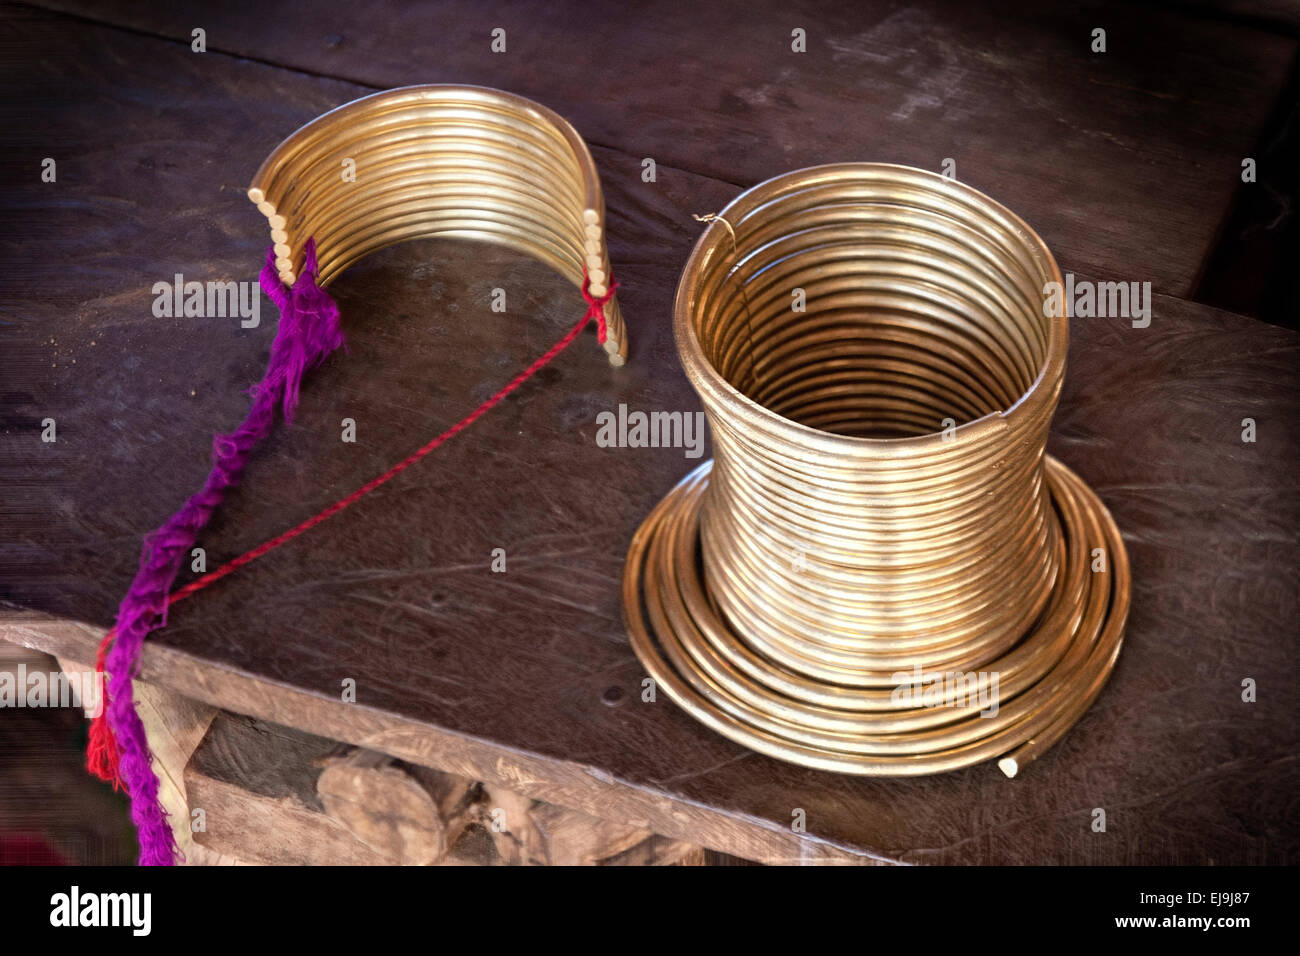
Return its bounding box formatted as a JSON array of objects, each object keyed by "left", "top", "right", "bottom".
[
  {"left": 32, "top": 0, "right": 1297, "bottom": 297},
  {"left": 2, "top": 7, "right": 1297, "bottom": 864},
  {"left": 1163, "top": 0, "right": 1300, "bottom": 32}
]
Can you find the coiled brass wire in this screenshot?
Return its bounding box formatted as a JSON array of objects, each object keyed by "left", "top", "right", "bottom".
[
  {"left": 247, "top": 84, "right": 627, "bottom": 364},
  {"left": 623, "top": 164, "right": 1130, "bottom": 776}
]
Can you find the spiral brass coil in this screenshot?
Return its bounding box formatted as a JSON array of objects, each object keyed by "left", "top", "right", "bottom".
[
  {"left": 623, "top": 163, "right": 1130, "bottom": 777},
  {"left": 248, "top": 84, "right": 627, "bottom": 364}
]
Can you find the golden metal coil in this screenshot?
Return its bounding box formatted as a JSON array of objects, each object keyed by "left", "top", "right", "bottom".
[
  {"left": 248, "top": 84, "right": 626, "bottom": 364},
  {"left": 623, "top": 163, "right": 1130, "bottom": 777}
]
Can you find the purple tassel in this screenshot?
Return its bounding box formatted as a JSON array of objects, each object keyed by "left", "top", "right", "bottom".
[{"left": 105, "top": 240, "right": 345, "bottom": 865}]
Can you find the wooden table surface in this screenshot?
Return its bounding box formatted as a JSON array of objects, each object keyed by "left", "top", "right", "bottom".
[{"left": 2, "top": 0, "right": 1297, "bottom": 864}]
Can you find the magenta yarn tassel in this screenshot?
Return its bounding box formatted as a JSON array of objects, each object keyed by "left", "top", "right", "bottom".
[{"left": 104, "top": 239, "right": 345, "bottom": 864}]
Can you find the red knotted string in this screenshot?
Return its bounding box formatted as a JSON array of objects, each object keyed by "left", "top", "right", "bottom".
[
  {"left": 86, "top": 627, "right": 123, "bottom": 789},
  {"left": 88, "top": 271, "right": 618, "bottom": 790}
]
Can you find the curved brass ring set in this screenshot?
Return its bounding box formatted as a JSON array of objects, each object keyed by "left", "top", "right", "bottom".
[
  {"left": 248, "top": 84, "right": 626, "bottom": 364},
  {"left": 252, "top": 86, "right": 1130, "bottom": 778}
]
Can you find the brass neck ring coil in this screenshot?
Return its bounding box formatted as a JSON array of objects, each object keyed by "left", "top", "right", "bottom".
[
  {"left": 623, "top": 163, "right": 1130, "bottom": 777},
  {"left": 247, "top": 84, "right": 626, "bottom": 365}
]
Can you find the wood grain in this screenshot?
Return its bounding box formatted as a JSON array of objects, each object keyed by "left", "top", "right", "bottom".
[{"left": 29, "top": 0, "right": 1297, "bottom": 296}]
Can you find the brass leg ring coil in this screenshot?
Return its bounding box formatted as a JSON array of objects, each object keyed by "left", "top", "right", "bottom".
[
  {"left": 623, "top": 163, "right": 1131, "bottom": 777},
  {"left": 623, "top": 457, "right": 1130, "bottom": 777}
]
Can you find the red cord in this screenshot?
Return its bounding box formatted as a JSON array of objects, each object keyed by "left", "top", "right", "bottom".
[
  {"left": 171, "top": 275, "right": 615, "bottom": 605},
  {"left": 86, "top": 627, "right": 123, "bottom": 788},
  {"left": 89, "top": 275, "right": 618, "bottom": 789}
]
